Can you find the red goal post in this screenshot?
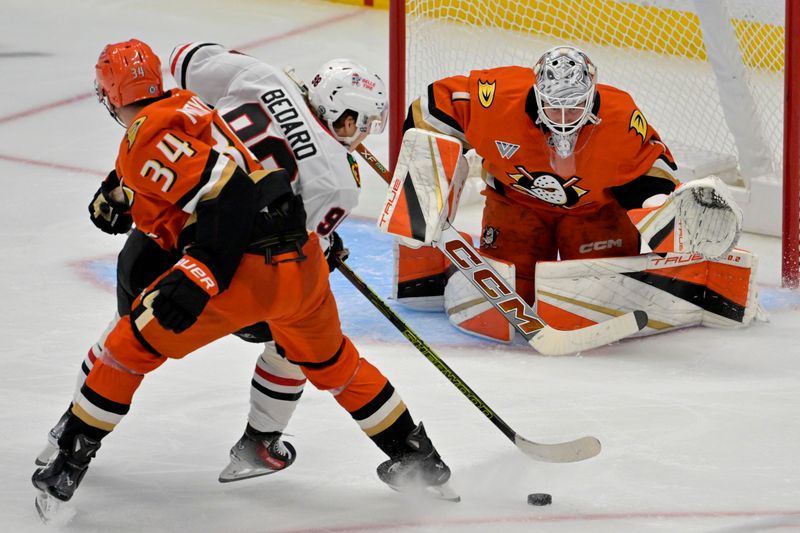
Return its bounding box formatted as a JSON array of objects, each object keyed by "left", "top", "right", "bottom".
[{"left": 388, "top": 0, "right": 800, "bottom": 288}]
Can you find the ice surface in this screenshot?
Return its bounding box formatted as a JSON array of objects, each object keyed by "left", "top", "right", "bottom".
[{"left": 1, "top": 1, "right": 798, "bottom": 532}]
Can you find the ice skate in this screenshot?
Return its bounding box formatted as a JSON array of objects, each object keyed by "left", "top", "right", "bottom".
[
  {"left": 218, "top": 426, "right": 296, "bottom": 483},
  {"left": 32, "top": 433, "right": 100, "bottom": 523},
  {"left": 35, "top": 408, "right": 71, "bottom": 466},
  {"left": 377, "top": 422, "right": 459, "bottom": 502}
]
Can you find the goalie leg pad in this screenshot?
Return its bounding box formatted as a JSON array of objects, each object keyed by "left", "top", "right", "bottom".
[
  {"left": 393, "top": 241, "right": 448, "bottom": 311},
  {"left": 535, "top": 250, "right": 760, "bottom": 336},
  {"left": 444, "top": 254, "right": 516, "bottom": 343}
]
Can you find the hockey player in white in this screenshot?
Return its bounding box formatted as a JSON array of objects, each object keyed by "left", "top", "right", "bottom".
[{"left": 37, "top": 43, "right": 451, "bottom": 495}]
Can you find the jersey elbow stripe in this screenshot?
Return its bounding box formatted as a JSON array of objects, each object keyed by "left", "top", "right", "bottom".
[
  {"left": 179, "top": 153, "right": 238, "bottom": 212},
  {"left": 423, "top": 86, "right": 467, "bottom": 140}
]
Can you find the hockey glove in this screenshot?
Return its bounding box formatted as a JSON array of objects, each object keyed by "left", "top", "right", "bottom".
[
  {"left": 89, "top": 170, "right": 132, "bottom": 235},
  {"left": 324, "top": 231, "right": 349, "bottom": 272},
  {"left": 151, "top": 257, "right": 219, "bottom": 333}
]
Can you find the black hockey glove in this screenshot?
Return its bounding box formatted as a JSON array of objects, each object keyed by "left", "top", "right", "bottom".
[
  {"left": 151, "top": 269, "right": 211, "bottom": 333},
  {"left": 89, "top": 170, "right": 132, "bottom": 235},
  {"left": 325, "top": 231, "right": 349, "bottom": 272}
]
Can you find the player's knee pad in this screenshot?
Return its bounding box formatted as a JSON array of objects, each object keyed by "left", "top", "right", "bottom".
[
  {"left": 534, "top": 249, "right": 763, "bottom": 337},
  {"left": 444, "top": 254, "right": 516, "bottom": 343}
]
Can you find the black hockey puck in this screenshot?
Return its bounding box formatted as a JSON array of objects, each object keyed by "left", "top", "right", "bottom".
[{"left": 527, "top": 493, "right": 552, "bottom": 506}]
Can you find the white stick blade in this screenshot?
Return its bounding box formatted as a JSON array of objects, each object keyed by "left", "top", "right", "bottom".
[
  {"left": 514, "top": 434, "right": 602, "bottom": 463},
  {"left": 529, "top": 310, "right": 648, "bottom": 356}
]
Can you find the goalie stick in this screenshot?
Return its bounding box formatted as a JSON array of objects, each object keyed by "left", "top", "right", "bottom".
[
  {"left": 356, "top": 142, "right": 648, "bottom": 356},
  {"left": 333, "top": 256, "right": 600, "bottom": 462}
]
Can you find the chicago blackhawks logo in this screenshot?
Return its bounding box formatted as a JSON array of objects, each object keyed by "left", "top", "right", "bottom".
[
  {"left": 477, "top": 79, "right": 496, "bottom": 108},
  {"left": 506, "top": 166, "right": 587, "bottom": 207}
]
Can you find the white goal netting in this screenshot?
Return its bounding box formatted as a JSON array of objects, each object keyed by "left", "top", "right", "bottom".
[{"left": 405, "top": 0, "right": 785, "bottom": 185}]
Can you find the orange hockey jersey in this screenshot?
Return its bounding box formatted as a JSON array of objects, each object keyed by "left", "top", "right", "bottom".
[
  {"left": 408, "top": 66, "right": 677, "bottom": 214},
  {"left": 115, "top": 88, "right": 261, "bottom": 252}
]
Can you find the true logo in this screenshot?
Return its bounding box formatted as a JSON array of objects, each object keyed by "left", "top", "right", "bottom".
[
  {"left": 477, "top": 79, "right": 496, "bottom": 108},
  {"left": 495, "top": 140, "right": 519, "bottom": 159}
]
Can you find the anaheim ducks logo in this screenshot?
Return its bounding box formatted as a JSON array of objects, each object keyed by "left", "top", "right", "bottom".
[
  {"left": 481, "top": 226, "right": 500, "bottom": 248},
  {"left": 126, "top": 116, "right": 147, "bottom": 149},
  {"left": 629, "top": 109, "right": 647, "bottom": 141},
  {"left": 477, "top": 79, "right": 496, "bottom": 108},
  {"left": 506, "top": 166, "right": 588, "bottom": 208}
]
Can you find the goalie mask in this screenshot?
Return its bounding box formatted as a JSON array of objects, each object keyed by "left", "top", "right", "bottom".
[
  {"left": 533, "top": 46, "right": 599, "bottom": 158},
  {"left": 95, "top": 39, "right": 164, "bottom": 125},
  {"left": 307, "top": 59, "right": 388, "bottom": 147}
]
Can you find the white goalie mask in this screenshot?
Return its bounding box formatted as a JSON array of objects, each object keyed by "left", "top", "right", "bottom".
[
  {"left": 533, "top": 46, "right": 599, "bottom": 158},
  {"left": 307, "top": 59, "right": 388, "bottom": 146}
]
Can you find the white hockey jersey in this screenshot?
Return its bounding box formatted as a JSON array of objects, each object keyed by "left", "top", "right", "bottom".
[{"left": 169, "top": 42, "right": 361, "bottom": 237}]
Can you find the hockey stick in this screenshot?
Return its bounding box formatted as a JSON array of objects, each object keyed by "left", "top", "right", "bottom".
[
  {"left": 356, "top": 142, "right": 647, "bottom": 356},
  {"left": 333, "top": 256, "right": 600, "bottom": 462}
]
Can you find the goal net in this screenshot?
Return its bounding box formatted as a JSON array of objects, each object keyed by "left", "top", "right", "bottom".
[{"left": 390, "top": 0, "right": 798, "bottom": 286}]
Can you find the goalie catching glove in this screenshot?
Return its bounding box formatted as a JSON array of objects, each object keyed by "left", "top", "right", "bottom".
[
  {"left": 631, "top": 175, "right": 743, "bottom": 260},
  {"left": 89, "top": 170, "right": 132, "bottom": 235}
]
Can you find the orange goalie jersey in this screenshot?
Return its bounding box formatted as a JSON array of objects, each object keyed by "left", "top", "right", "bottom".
[
  {"left": 409, "top": 66, "right": 678, "bottom": 213},
  {"left": 115, "top": 88, "right": 261, "bottom": 252}
]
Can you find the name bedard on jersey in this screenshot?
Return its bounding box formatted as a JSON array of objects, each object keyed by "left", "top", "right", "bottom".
[{"left": 261, "top": 87, "right": 317, "bottom": 160}]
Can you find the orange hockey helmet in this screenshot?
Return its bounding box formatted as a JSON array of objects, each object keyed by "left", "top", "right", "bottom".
[{"left": 95, "top": 39, "right": 164, "bottom": 113}]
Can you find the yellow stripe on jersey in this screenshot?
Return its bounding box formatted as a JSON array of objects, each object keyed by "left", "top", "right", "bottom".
[{"left": 199, "top": 158, "right": 238, "bottom": 202}]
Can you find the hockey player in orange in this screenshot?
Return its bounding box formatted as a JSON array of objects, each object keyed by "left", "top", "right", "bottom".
[
  {"left": 32, "top": 39, "right": 454, "bottom": 520},
  {"left": 395, "top": 45, "right": 759, "bottom": 342},
  {"left": 37, "top": 44, "right": 396, "bottom": 485}
]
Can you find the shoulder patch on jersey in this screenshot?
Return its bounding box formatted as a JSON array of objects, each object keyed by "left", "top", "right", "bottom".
[
  {"left": 495, "top": 140, "right": 520, "bottom": 159},
  {"left": 477, "top": 79, "right": 496, "bottom": 108},
  {"left": 347, "top": 153, "right": 361, "bottom": 187},
  {"left": 629, "top": 109, "right": 647, "bottom": 141},
  {"left": 126, "top": 116, "right": 147, "bottom": 149}
]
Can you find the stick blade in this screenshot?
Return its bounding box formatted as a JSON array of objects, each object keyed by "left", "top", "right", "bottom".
[
  {"left": 529, "top": 310, "right": 647, "bottom": 356},
  {"left": 514, "top": 434, "right": 602, "bottom": 463}
]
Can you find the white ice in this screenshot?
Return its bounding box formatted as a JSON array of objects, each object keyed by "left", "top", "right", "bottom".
[{"left": 1, "top": 1, "right": 799, "bottom": 532}]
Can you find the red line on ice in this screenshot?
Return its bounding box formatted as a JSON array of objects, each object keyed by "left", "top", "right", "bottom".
[
  {"left": 262, "top": 510, "right": 800, "bottom": 533},
  {"left": 0, "top": 9, "right": 365, "bottom": 127}
]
